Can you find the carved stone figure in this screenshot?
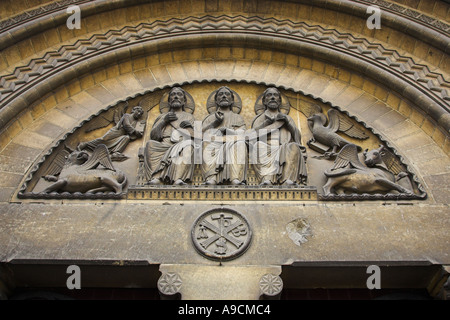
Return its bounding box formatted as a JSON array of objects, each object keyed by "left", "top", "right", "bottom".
[
  {"left": 144, "top": 87, "right": 195, "bottom": 185},
  {"left": 42, "top": 144, "right": 127, "bottom": 194},
  {"left": 250, "top": 87, "right": 307, "bottom": 186},
  {"left": 301, "top": 104, "right": 368, "bottom": 158},
  {"left": 322, "top": 143, "right": 413, "bottom": 196},
  {"left": 201, "top": 86, "right": 247, "bottom": 185},
  {"left": 78, "top": 105, "right": 145, "bottom": 160},
  {"left": 363, "top": 144, "right": 413, "bottom": 191}
]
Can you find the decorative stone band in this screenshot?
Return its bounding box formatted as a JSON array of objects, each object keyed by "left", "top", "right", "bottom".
[
  {"left": 353, "top": 0, "right": 450, "bottom": 35},
  {"left": 0, "top": 0, "right": 88, "bottom": 36},
  {"left": 0, "top": 15, "right": 448, "bottom": 135},
  {"left": 0, "top": 0, "right": 448, "bottom": 51},
  {"left": 127, "top": 185, "right": 318, "bottom": 201},
  {"left": 16, "top": 80, "right": 428, "bottom": 201}
]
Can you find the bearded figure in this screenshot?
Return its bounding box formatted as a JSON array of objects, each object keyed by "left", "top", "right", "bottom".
[
  {"left": 201, "top": 86, "right": 248, "bottom": 185},
  {"left": 250, "top": 87, "right": 307, "bottom": 186},
  {"left": 144, "top": 87, "right": 195, "bottom": 185}
]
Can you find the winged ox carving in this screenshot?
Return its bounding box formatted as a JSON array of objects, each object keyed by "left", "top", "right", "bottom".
[{"left": 322, "top": 144, "right": 413, "bottom": 196}]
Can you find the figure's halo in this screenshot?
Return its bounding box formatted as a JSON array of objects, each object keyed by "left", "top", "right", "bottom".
[
  {"left": 254, "top": 89, "right": 291, "bottom": 115},
  {"left": 206, "top": 87, "right": 242, "bottom": 114},
  {"left": 159, "top": 88, "right": 195, "bottom": 114}
]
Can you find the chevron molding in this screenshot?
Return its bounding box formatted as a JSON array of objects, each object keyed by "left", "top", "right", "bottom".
[
  {"left": 351, "top": 0, "right": 450, "bottom": 35},
  {"left": 0, "top": 15, "right": 448, "bottom": 134},
  {"left": 1, "top": 0, "right": 448, "bottom": 38},
  {"left": 0, "top": 0, "right": 87, "bottom": 34}
]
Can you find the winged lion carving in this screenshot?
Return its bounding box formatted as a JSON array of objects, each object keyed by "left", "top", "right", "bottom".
[{"left": 42, "top": 144, "right": 127, "bottom": 194}]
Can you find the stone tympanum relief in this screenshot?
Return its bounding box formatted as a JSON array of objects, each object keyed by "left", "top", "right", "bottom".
[
  {"left": 301, "top": 103, "right": 369, "bottom": 159},
  {"left": 77, "top": 103, "right": 146, "bottom": 161},
  {"left": 17, "top": 82, "right": 426, "bottom": 201},
  {"left": 323, "top": 144, "right": 413, "bottom": 196}
]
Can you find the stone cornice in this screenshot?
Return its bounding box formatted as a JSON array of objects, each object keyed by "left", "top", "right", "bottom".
[{"left": 0, "top": 15, "right": 448, "bottom": 134}]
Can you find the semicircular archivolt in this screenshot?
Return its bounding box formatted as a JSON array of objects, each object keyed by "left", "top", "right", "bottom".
[
  {"left": 0, "top": 15, "right": 448, "bottom": 134},
  {"left": 1, "top": 0, "right": 448, "bottom": 74}
]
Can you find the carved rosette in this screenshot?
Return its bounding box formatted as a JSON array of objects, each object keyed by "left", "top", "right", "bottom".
[
  {"left": 259, "top": 273, "right": 283, "bottom": 298},
  {"left": 157, "top": 272, "right": 182, "bottom": 297}
]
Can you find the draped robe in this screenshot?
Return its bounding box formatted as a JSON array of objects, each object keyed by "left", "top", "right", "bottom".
[
  {"left": 201, "top": 110, "right": 247, "bottom": 184},
  {"left": 251, "top": 110, "right": 307, "bottom": 185},
  {"left": 144, "top": 111, "right": 195, "bottom": 183},
  {"left": 83, "top": 113, "right": 139, "bottom": 154}
]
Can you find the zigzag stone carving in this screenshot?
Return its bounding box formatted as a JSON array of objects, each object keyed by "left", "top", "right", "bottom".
[
  {"left": 352, "top": 0, "right": 450, "bottom": 34},
  {"left": 1, "top": 0, "right": 448, "bottom": 37},
  {"left": 0, "top": 0, "right": 88, "bottom": 33},
  {"left": 0, "top": 15, "right": 448, "bottom": 128}
]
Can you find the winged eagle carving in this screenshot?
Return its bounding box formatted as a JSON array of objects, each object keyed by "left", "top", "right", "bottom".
[{"left": 300, "top": 104, "right": 369, "bottom": 158}]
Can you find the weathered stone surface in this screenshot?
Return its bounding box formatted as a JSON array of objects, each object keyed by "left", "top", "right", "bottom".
[
  {"left": 0, "top": 202, "right": 448, "bottom": 265},
  {"left": 159, "top": 264, "right": 282, "bottom": 300}
]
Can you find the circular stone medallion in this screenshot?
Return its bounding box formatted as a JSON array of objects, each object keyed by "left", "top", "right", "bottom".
[{"left": 191, "top": 208, "right": 252, "bottom": 261}]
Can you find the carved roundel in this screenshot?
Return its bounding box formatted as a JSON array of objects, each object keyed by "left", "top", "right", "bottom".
[
  {"left": 157, "top": 272, "right": 182, "bottom": 296},
  {"left": 206, "top": 87, "right": 242, "bottom": 114},
  {"left": 259, "top": 273, "right": 283, "bottom": 296},
  {"left": 191, "top": 208, "right": 252, "bottom": 261}
]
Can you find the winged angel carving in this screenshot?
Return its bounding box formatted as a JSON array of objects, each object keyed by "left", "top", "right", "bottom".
[
  {"left": 42, "top": 144, "right": 127, "bottom": 194},
  {"left": 322, "top": 144, "right": 413, "bottom": 196},
  {"left": 78, "top": 93, "right": 162, "bottom": 161},
  {"left": 300, "top": 104, "right": 369, "bottom": 158}
]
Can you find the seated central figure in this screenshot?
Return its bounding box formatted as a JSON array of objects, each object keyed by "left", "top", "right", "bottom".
[{"left": 201, "top": 86, "right": 248, "bottom": 185}]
